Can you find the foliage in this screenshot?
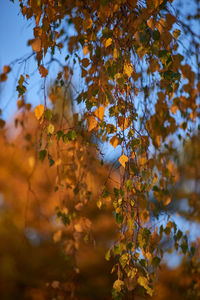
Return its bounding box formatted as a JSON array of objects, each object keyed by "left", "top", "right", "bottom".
[{"left": 0, "top": 0, "right": 200, "bottom": 298}]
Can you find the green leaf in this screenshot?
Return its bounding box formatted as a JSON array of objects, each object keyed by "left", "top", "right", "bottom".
[
  {"left": 44, "top": 109, "right": 53, "bottom": 121},
  {"left": 152, "top": 256, "right": 161, "bottom": 267},
  {"left": 39, "top": 149, "right": 47, "bottom": 162},
  {"left": 57, "top": 130, "right": 63, "bottom": 140},
  {"left": 48, "top": 154, "right": 55, "bottom": 167}
]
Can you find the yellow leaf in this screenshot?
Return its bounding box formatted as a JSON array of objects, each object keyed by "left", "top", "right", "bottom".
[
  {"left": 35, "top": 104, "right": 44, "bottom": 120},
  {"left": 119, "top": 154, "right": 128, "bottom": 168},
  {"left": 124, "top": 63, "right": 133, "bottom": 77},
  {"left": 97, "top": 200, "right": 102, "bottom": 209},
  {"left": 110, "top": 135, "right": 119, "bottom": 148},
  {"left": 47, "top": 123, "right": 54, "bottom": 134},
  {"left": 94, "top": 106, "right": 105, "bottom": 120},
  {"left": 87, "top": 115, "right": 98, "bottom": 131},
  {"left": 105, "top": 38, "right": 112, "bottom": 48},
  {"left": 113, "top": 279, "right": 124, "bottom": 293},
  {"left": 137, "top": 276, "right": 153, "bottom": 296},
  {"left": 31, "top": 38, "right": 41, "bottom": 52}
]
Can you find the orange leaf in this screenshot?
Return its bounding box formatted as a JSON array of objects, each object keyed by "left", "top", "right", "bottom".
[
  {"left": 94, "top": 106, "right": 105, "bottom": 120},
  {"left": 83, "top": 45, "right": 89, "bottom": 55},
  {"left": 87, "top": 115, "right": 98, "bottom": 131},
  {"left": 105, "top": 38, "right": 112, "bottom": 48},
  {"left": 3, "top": 65, "right": 11, "bottom": 74},
  {"left": 39, "top": 65, "right": 48, "bottom": 77},
  {"left": 110, "top": 135, "right": 119, "bottom": 148},
  {"left": 35, "top": 104, "right": 44, "bottom": 120},
  {"left": 31, "top": 38, "right": 41, "bottom": 52}
]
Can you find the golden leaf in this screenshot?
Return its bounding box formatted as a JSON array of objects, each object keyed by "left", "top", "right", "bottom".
[
  {"left": 39, "top": 65, "right": 48, "bottom": 77},
  {"left": 110, "top": 135, "right": 119, "bottom": 148},
  {"left": 137, "top": 276, "right": 153, "bottom": 296},
  {"left": 119, "top": 154, "right": 128, "bottom": 168},
  {"left": 35, "top": 104, "right": 44, "bottom": 120},
  {"left": 113, "top": 280, "right": 124, "bottom": 293},
  {"left": 87, "top": 115, "right": 98, "bottom": 131},
  {"left": 31, "top": 38, "right": 41, "bottom": 52},
  {"left": 105, "top": 38, "right": 112, "bottom": 48},
  {"left": 47, "top": 123, "right": 54, "bottom": 134},
  {"left": 124, "top": 63, "right": 133, "bottom": 77},
  {"left": 94, "top": 106, "right": 105, "bottom": 120}
]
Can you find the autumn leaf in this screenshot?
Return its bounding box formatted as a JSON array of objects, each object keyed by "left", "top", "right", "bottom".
[
  {"left": 118, "top": 116, "right": 131, "bottom": 131},
  {"left": 94, "top": 106, "right": 105, "bottom": 120},
  {"left": 39, "top": 65, "right": 48, "bottom": 77},
  {"left": 110, "top": 135, "right": 119, "bottom": 148},
  {"left": 124, "top": 63, "right": 133, "bottom": 77},
  {"left": 83, "top": 45, "right": 89, "bottom": 55},
  {"left": 113, "top": 279, "right": 124, "bottom": 293},
  {"left": 31, "top": 38, "right": 42, "bottom": 52},
  {"left": 137, "top": 276, "right": 153, "bottom": 296},
  {"left": 0, "top": 73, "right": 8, "bottom": 82},
  {"left": 35, "top": 104, "right": 44, "bottom": 120},
  {"left": 3, "top": 65, "right": 11, "bottom": 74},
  {"left": 105, "top": 38, "right": 112, "bottom": 48},
  {"left": 47, "top": 123, "right": 54, "bottom": 134},
  {"left": 119, "top": 154, "right": 128, "bottom": 168},
  {"left": 87, "top": 115, "right": 98, "bottom": 131}
]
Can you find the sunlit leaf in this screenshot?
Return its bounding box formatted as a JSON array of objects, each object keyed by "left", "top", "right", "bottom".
[{"left": 35, "top": 104, "right": 44, "bottom": 120}]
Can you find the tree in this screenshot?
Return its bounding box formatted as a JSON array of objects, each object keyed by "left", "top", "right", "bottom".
[{"left": 0, "top": 0, "right": 200, "bottom": 299}]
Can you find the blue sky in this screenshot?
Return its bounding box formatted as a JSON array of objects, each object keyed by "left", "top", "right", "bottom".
[{"left": 0, "top": 1, "right": 34, "bottom": 119}]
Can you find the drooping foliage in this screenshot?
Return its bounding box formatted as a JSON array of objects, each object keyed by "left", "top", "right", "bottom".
[{"left": 0, "top": 0, "right": 200, "bottom": 298}]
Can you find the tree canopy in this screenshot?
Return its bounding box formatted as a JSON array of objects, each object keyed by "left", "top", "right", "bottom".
[{"left": 0, "top": 0, "right": 200, "bottom": 299}]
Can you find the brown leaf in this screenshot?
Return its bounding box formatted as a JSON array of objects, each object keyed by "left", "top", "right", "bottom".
[{"left": 39, "top": 65, "right": 48, "bottom": 77}]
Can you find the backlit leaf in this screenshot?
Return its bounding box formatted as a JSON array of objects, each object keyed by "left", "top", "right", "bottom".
[
  {"left": 94, "top": 106, "right": 105, "bottom": 120},
  {"left": 119, "top": 154, "right": 128, "bottom": 168},
  {"left": 35, "top": 104, "right": 44, "bottom": 120},
  {"left": 87, "top": 115, "right": 98, "bottom": 131}
]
